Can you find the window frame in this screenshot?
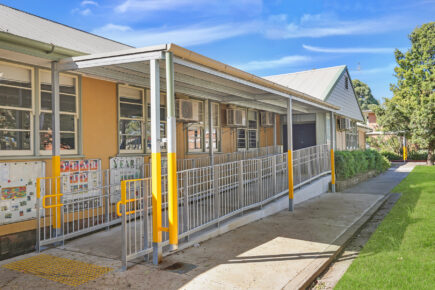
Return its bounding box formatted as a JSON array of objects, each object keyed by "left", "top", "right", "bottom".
[
  {"left": 38, "top": 69, "right": 79, "bottom": 155},
  {"left": 0, "top": 61, "right": 35, "bottom": 156},
  {"left": 237, "top": 108, "right": 259, "bottom": 151},
  {"left": 118, "top": 84, "right": 146, "bottom": 154},
  {"left": 183, "top": 98, "right": 205, "bottom": 153},
  {"left": 205, "top": 101, "right": 221, "bottom": 152}
]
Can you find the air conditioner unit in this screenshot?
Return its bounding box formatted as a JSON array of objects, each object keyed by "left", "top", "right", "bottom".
[
  {"left": 260, "top": 112, "right": 274, "bottom": 127},
  {"left": 338, "top": 117, "right": 351, "bottom": 130},
  {"left": 226, "top": 109, "right": 246, "bottom": 126},
  {"left": 176, "top": 99, "right": 202, "bottom": 122}
]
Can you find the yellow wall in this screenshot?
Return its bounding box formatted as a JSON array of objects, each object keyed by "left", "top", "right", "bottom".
[{"left": 81, "top": 77, "right": 118, "bottom": 170}]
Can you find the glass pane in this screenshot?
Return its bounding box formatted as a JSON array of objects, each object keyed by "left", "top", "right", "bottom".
[
  {"left": 119, "top": 120, "right": 141, "bottom": 136},
  {"left": 160, "top": 107, "right": 166, "bottom": 121},
  {"left": 60, "top": 94, "right": 76, "bottom": 113},
  {"left": 0, "top": 63, "right": 31, "bottom": 87},
  {"left": 40, "top": 80, "right": 76, "bottom": 95},
  {"left": 120, "top": 135, "right": 142, "bottom": 150},
  {"left": 40, "top": 132, "right": 75, "bottom": 151},
  {"left": 0, "top": 86, "right": 32, "bottom": 108},
  {"left": 40, "top": 92, "right": 76, "bottom": 113},
  {"left": 205, "top": 128, "right": 218, "bottom": 150},
  {"left": 39, "top": 113, "right": 75, "bottom": 132},
  {"left": 0, "top": 131, "right": 31, "bottom": 150},
  {"left": 237, "top": 129, "right": 246, "bottom": 149},
  {"left": 248, "top": 130, "right": 257, "bottom": 148},
  {"left": 160, "top": 122, "right": 166, "bottom": 150},
  {"left": 0, "top": 109, "right": 31, "bottom": 130},
  {"left": 188, "top": 128, "right": 202, "bottom": 150},
  {"left": 120, "top": 97, "right": 142, "bottom": 104},
  {"left": 120, "top": 103, "right": 143, "bottom": 118}
]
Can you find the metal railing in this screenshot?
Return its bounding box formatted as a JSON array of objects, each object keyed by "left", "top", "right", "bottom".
[
  {"left": 35, "top": 166, "right": 146, "bottom": 249},
  {"left": 118, "top": 144, "right": 330, "bottom": 269}
]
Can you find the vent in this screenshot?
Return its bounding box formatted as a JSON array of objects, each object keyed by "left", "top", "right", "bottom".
[
  {"left": 260, "top": 112, "right": 274, "bottom": 127},
  {"left": 176, "top": 99, "right": 203, "bottom": 122}
]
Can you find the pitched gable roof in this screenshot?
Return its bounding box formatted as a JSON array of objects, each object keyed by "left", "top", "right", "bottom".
[
  {"left": 264, "top": 65, "right": 364, "bottom": 121},
  {"left": 263, "top": 65, "right": 346, "bottom": 101},
  {"left": 0, "top": 4, "right": 131, "bottom": 54}
]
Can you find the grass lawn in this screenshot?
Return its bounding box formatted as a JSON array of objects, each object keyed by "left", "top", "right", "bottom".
[{"left": 336, "top": 166, "right": 435, "bottom": 289}]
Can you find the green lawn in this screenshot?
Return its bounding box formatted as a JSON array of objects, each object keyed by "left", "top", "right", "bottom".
[{"left": 336, "top": 166, "right": 435, "bottom": 289}]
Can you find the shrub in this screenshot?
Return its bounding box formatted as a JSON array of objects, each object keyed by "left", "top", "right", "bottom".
[
  {"left": 335, "top": 149, "right": 391, "bottom": 180},
  {"left": 380, "top": 150, "right": 402, "bottom": 161},
  {"left": 407, "top": 150, "right": 430, "bottom": 161}
]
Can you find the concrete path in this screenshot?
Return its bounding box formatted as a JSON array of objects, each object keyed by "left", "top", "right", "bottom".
[{"left": 0, "top": 163, "right": 415, "bottom": 290}]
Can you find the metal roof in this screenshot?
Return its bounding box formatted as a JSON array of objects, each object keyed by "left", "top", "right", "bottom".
[
  {"left": 263, "top": 66, "right": 346, "bottom": 101},
  {"left": 0, "top": 4, "right": 130, "bottom": 54}
]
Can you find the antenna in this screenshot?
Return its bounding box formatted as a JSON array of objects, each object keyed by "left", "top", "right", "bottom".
[{"left": 357, "top": 62, "right": 361, "bottom": 71}]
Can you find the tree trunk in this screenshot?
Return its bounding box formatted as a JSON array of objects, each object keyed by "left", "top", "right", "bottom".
[{"left": 428, "top": 141, "right": 434, "bottom": 166}]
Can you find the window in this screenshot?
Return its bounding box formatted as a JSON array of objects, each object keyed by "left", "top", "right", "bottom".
[
  {"left": 118, "top": 86, "right": 145, "bottom": 153},
  {"left": 146, "top": 94, "right": 166, "bottom": 152},
  {"left": 345, "top": 121, "right": 358, "bottom": 150},
  {"left": 187, "top": 125, "right": 203, "bottom": 152},
  {"left": 0, "top": 62, "right": 33, "bottom": 155},
  {"left": 237, "top": 109, "right": 258, "bottom": 150},
  {"left": 205, "top": 102, "right": 220, "bottom": 151},
  {"left": 39, "top": 71, "right": 78, "bottom": 154},
  {"left": 344, "top": 76, "right": 349, "bottom": 90}
]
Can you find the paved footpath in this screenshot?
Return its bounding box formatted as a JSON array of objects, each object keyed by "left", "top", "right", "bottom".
[{"left": 0, "top": 163, "right": 415, "bottom": 290}]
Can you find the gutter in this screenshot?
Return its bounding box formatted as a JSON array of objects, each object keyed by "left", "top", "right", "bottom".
[
  {"left": 167, "top": 43, "right": 340, "bottom": 111},
  {"left": 0, "top": 31, "right": 85, "bottom": 59}
]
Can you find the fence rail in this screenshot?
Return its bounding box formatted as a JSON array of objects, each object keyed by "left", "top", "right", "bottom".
[
  {"left": 35, "top": 144, "right": 329, "bottom": 269},
  {"left": 119, "top": 144, "right": 330, "bottom": 269}
]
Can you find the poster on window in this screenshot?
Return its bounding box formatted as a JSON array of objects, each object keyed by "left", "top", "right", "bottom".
[
  {"left": 60, "top": 159, "right": 101, "bottom": 198},
  {"left": 0, "top": 162, "right": 45, "bottom": 225},
  {"left": 109, "top": 156, "right": 144, "bottom": 203}
]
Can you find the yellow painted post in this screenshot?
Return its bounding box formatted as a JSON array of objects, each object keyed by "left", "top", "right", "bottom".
[
  {"left": 150, "top": 58, "right": 162, "bottom": 265},
  {"left": 403, "top": 146, "right": 407, "bottom": 162},
  {"left": 287, "top": 98, "right": 294, "bottom": 211},
  {"left": 331, "top": 149, "right": 335, "bottom": 187},
  {"left": 288, "top": 149, "right": 294, "bottom": 200},
  {"left": 52, "top": 156, "right": 61, "bottom": 229},
  {"left": 166, "top": 52, "right": 178, "bottom": 251}
]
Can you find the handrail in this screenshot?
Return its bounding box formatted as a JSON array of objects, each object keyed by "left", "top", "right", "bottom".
[
  {"left": 116, "top": 179, "right": 148, "bottom": 217},
  {"left": 42, "top": 193, "right": 64, "bottom": 208}
]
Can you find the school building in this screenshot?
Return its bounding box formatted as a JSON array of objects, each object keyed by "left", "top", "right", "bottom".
[{"left": 0, "top": 5, "right": 366, "bottom": 266}]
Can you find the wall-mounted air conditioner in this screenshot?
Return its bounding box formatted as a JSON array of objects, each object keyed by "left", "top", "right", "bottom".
[
  {"left": 338, "top": 117, "right": 351, "bottom": 130},
  {"left": 260, "top": 111, "right": 274, "bottom": 127},
  {"left": 176, "top": 99, "right": 202, "bottom": 122},
  {"left": 226, "top": 108, "right": 246, "bottom": 126}
]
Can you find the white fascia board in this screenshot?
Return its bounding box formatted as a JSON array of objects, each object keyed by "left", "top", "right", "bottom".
[
  {"left": 58, "top": 51, "right": 165, "bottom": 71},
  {"left": 173, "top": 56, "right": 339, "bottom": 113}
]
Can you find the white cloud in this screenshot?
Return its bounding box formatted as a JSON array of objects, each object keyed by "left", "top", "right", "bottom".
[
  {"left": 264, "top": 13, "right": 403, "bottom": 39},
  {"left": 81, "top": 0, "right": 98, "bottom": 6},
  {"left": 115, "top": 0, "right": 262, "bottom": 13},
  {"left": 92, "top": 22, "right": 258, "bottom": 47},
  {"left": 303, "top": 44, "right": 395, "bottom": 54},
  {"left": 80, "top": 8, "right": 92, "bottom": 16},
  {"left": 234, "top": 55, "right": 311, "bottom": 71},
  {"left": 350, "top": 63, "right": 396, "bottom": 76}
]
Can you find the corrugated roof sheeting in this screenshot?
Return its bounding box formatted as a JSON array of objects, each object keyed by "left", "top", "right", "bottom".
[
  {"left": 263, "top": 66, "right": 345, "bottom": 100},
  {"left": 0, "top": 4, "right": 130, "bottom": 54}
]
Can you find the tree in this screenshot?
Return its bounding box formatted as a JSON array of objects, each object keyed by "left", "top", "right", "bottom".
[
  {"left": 375, "top": 22, "right": 435, "bottom": 165},
  {"left": 352, "top": 79, "right": 379, "bottom": 110}
]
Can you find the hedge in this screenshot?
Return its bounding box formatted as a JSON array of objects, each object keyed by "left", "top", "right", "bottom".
[
  {"left": 335, "top": 149, "right": 390, "bottom": 180},
  {"left": 381, "top": 150, "right": 434, "bottom": 161}
]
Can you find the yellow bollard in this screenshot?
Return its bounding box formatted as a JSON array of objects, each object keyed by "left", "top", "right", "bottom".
[{"left": 52, "top": 156, "right": 61, "bottom": 229}]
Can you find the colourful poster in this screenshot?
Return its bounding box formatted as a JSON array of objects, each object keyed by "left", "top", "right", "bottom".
[
  {"left": 60, "top": 161, "right": 70, "bottom": 173},
  {"left": 80, "top": 160, "right": 89, "bottom": 171},
  {"left": 89, "top": 160, "right": 98, "bottom": 171},
  {"left": 1, "top": 186, "right": 27, "bottom": 200},
  {"left": 79, "top": 172, "right": 88, "bottom": 183},
  {"left": 70, "top": 161, "right": 79, "bottom": 172}
]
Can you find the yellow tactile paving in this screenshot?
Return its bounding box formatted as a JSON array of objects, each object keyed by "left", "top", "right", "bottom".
[{"left": 2, "top": 254, "right": 112, "bottom": 287}]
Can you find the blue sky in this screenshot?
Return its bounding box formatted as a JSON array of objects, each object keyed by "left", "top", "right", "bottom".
[{"left": 2, "top": 0, "right": 434, "bottom": 102}]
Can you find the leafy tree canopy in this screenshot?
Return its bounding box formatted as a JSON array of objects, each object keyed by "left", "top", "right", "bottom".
[
  {"left": 374, "top": 22, "right": 435, "bottom": 164},
  {"left": 352, "top": 79, "right": 379, "bottom": 110}
]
